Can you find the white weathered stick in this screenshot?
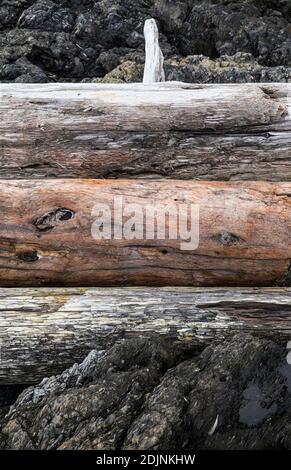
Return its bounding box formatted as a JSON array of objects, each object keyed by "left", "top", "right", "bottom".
[{"left": 143, "top": 18, "right": 165, "bottom": 83}]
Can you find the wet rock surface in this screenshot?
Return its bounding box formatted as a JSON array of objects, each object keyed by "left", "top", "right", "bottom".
[
  {"left": 0, "top": 0, "right": 290, "bottom": 83},
  {"left": 1, "top": 334, "right": 291, "bottom": 450}
]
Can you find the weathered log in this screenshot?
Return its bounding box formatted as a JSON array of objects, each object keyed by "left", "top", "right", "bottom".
[
  {"left": 1, "top": 287, "right": 291, "bottom": 384},
  {"left": 0, "top": 82, "right": 290, "bottom": 180},
  {"left": 1, "top": 179, "right": 291, "bottom": 287}
]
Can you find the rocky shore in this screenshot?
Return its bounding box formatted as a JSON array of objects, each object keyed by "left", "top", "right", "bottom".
[
  {"left": 0, "top": 0, "right": 290, "bottom": 83},
  {"left": 1, "top": 334, "right": 291, "bottom": 450}
]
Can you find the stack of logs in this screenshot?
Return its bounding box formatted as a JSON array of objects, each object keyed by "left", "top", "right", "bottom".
[{"left": 0, "top": 81, "right": 291, "bottom": 384}]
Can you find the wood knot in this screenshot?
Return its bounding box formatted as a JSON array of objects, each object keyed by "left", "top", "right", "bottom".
[
  {"left": 215, "top": 231, "right": 242, "bottom": 246},
  {"left": 17, "top": 251, "right": 39, "bottom": 262},
  {"left": 33, "top": 208, "right": 75, "bottom": 232}
]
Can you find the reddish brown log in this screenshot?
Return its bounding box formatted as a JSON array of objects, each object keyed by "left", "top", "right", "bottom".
[{"left": 0, "top": 179, "right": 291, "bottom": 287}]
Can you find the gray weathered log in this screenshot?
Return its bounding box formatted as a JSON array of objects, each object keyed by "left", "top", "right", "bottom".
[
  {"left": 1, "top": 287, "right": 291, "bottom": 384},
  {"left": 0, "top": 82, "right": 290, "bottom": 180}
]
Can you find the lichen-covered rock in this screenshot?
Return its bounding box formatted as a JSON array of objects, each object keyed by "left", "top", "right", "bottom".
[
  {"left": 93, "top": 60, "right": 143, "bottom": 83},
  {"left": 1, "top": 334, "right": 291, "bottom": 450},
  {"left": 164, "top": 52, "right": 290, "bottom": 83},
  {"left": 0, "top": 385, "right": 26, "bottom": 429},
  {"left": 0, "top": 0, "right": 33, "bottom": 29}
]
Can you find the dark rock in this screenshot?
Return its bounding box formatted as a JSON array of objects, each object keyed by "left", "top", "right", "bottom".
[
  {"left": 0, "top": 0, "right": 34, "bottom": 29},
  {"left": 210, "top": 1, "right": 291, "bottom": 18},
  {"left": 164, "top": 53, "right": 290, "bottom": 83},
  {"left": 18, "top": 0, "right": 75, "bottom": 33},
  {"left": 0, "top": 57, "right": 48, "bottom": 81},
  {"left": 0, "top": 0, "right": 289, "bottom": 82},
  {"left": 74, "top": 13, "right": 99, "bottom": 39},
  {"left": 93, "top": 60, "right": 143, "bottom": 83},
  {"left": 96, "top": 50, "right": 122, "bottom": 74},
  {"left": 0, "top": 29, "right": 91, "bottom": 79},
  {"left": 0, "top": 385, "right": 26, "bottom": 429},
  {"left": 1, "top": 334, "right": 291, "bottom": 450},
  {"left": 154, "top": 1, "right": 291, "bottom": 66},
  {"left": 0, "top": 337, "right": 191, "bottom": 450}
]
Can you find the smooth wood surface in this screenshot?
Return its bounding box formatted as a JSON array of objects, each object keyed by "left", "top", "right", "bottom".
[
  {"left": 0, "top": 82, "right": 289, "bottom": 180},
  {"left": 1, "top": 287, "right": 291, "bottom": 384},
  {"left": 1, "top": 179, "right": 291, "bottom": 287}
]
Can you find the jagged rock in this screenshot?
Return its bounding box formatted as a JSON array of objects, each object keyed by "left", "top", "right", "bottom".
[
  {"left": 1, "top": 334, "right": 291, "bottom": 450},
  {"left": 0, "top": 56, "right": 48, "bottom": 81},
  {"left": 74, "top": 12, "right": 99, "bottom": 39},
  {"left": 154, "top": 0, "right": 291, "bottom": 66},
  {"left": 0, "top": 29, "right": 88, "bottom": 80},
  {"left": 210, "top": 1, "right": 291, "bottom": 17},
  {"left": 0, "top": 0, "right": 289, "bottom": 82},
  {"left": 17, "top": 0, "right": 75, "bottom": 33},
  {"left": 0, "top": 337, "right": 191, "bottom": 450}
]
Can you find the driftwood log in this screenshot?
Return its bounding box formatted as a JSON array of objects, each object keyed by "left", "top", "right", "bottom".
[
  {"left": 0, "top": 82, "right": 290, "bottom": 180},
  {"left": 1, "top": 179, "right": 291, "bottom": 287},
  {"left": 1, "top": 287, "right": 291, "bottom": 384}
]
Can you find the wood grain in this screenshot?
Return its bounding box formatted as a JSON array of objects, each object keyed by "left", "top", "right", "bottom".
[
  {"left": 1, "top": 287, "right": 291, "bottom": 384},
  {"left": 0, "top": 82, "right": 289, "bottom": 180},
  {"left": 0, "top": 179, "right": 291, "bottom": 287}
]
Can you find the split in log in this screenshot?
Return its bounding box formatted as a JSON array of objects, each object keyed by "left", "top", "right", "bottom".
[
  {"left": 1, "top": 179, "right": 291, "bottom": 287},
  {"left": 1, "top": 287, "right": 291, "bottom": 384},
  {"left": 0, "top": 82, "right": 290, "bottom": 180}
]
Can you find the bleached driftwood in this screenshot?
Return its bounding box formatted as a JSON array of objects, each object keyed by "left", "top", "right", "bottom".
[
  {"left": 143, "top": 18, "right": 165, "bottom": 84},
  {"left": 1, "top": 287, "right": 291, "bottom": 384},
  {"left": 0, "top": 82, "right": 289, "bottom": 179}
]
